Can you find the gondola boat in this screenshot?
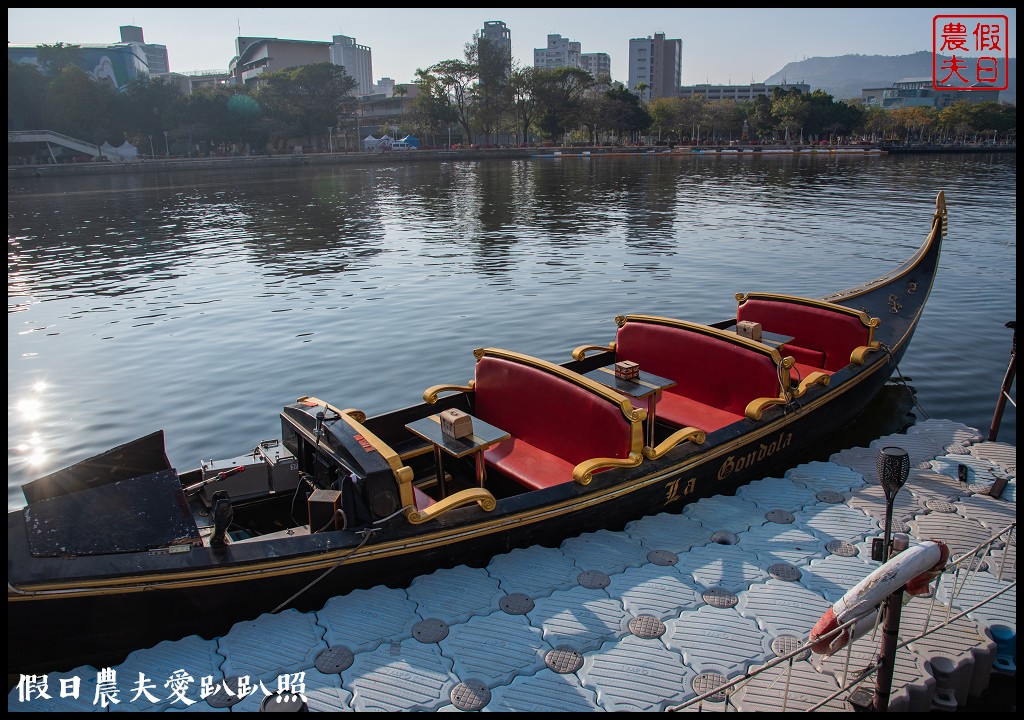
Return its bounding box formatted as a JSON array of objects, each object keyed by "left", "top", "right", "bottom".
[{"left": 8, "top": 191, "right": 947, "bottom": 675}]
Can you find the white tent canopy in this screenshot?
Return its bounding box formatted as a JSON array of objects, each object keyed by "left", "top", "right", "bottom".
[{"left": 99, "top": 140, "right": 138, "bottom": 162}]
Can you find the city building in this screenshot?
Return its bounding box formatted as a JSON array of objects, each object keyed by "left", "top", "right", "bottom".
[
  {"left": 533, "top": 33, "right": 612, "bottom": 82},
  {"left": 628, "top": 32, "right": 682, "bottom": 101},
  {"left": 534, "top": 34, "right": 581, "bottom": 71},
  {"left": 230, "top": 37, "right": 331, "bottom": 87},
  {"left": 480, "top": 20, "right": 512, "bottom": 80},
  {"left": 8, "top": 42, "right": 149, "bottom": 92},
  {"left": 165, "top": 69, "right": 232, "bottom": 96},
  {"left": 580, "top": 53, "right": 612, "bottom": 81},
  {"left": 330, "top": 34, "right": 373, "bottom": 96},
  {"left": 118, "top": 25, "right": 169, "bottom": 75},
  {"left": 861, "top": 77, "right": 999, "bottom": 109},
  {"left": 678, "top": 82, "right": 811, "bottom": 101}
]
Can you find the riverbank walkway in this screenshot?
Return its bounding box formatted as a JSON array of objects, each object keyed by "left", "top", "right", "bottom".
[{"left": 8, "top": 417, "right": 1015, "bottom": 712}]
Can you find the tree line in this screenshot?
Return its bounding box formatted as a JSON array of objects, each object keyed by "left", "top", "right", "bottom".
[{"left": 7, "top": 39, "right": 1016, "bottom": 157}]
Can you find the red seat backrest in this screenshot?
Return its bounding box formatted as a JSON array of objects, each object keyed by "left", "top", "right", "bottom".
[
  {"left": 616, "top": 320, "right": 782, "bottom": 416},
  {"left": 737, "top": 296, "right": 872, "bottom": 372},
  {"left": 474, "top": 355, "right": 633, "bottom": 467}
]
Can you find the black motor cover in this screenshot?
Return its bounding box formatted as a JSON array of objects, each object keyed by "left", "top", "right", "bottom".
[{"left": 281, "top": 402, "right": 401, "bottom": 521}]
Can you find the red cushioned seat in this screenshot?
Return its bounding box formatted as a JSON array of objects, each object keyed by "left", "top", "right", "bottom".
[
  {"left": 779, "top": 344, "right": 829, "bottom": 383},
  {"left": 655, "top": 392, "right": 745, "bottom": 434},
  {"left": 484, "top": 438, "right": 577, "bottom": 490}
]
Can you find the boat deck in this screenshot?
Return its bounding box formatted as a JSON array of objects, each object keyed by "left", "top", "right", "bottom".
[{"left": 8, "top": 418, "right": 1016, "bottom": 712}]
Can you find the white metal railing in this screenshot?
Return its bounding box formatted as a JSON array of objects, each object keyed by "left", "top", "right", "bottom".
[
  {"left": 8, "top": 130, "right": 138, "bottom": 163},
  {"left": 665, "top": 521, "right": 1017, "bottom": 712}
]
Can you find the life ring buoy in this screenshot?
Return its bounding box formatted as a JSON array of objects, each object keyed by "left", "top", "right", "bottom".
[{"left": 809, "top": 540, "right": 949, "bottom": 655}]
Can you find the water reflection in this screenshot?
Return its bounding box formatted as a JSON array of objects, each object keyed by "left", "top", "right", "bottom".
[{"left": 7, "top": 153, "right": 1016, "bottom": 506}]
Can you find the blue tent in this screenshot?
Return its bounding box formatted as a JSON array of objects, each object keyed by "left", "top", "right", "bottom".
[{"left": 399, "top": 135, "right": 421, "bottom": 149}]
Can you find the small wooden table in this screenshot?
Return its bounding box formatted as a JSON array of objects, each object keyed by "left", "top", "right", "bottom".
[
  {"left": 405, "top": 414, "right": 509, "bottom": 498},
  {"left": 725, "top": 324, "right": 795, "bottom": 349},
  {"left": 583, "top": 367, "right": 677, "bottom": 448}
]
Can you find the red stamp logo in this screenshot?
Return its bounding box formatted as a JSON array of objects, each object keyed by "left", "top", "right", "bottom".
[{"left": 933, "top": 15, "right": 1009, "bottom": 90}]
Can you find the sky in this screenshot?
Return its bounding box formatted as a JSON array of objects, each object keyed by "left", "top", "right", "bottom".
[{"left": 7, "top": 8, "right": 1017, "bottom": 86}]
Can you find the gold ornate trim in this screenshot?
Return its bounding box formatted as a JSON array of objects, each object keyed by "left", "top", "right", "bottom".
[
  {"left": 423, "top": 382, "right": 475, "bottom": 404},
  {"left": 571, "top": 343, "right": 615, "bottom": 361},
  {"left": 643, "top": 427, "right": 706, "bottom": 460},
  {"left": 850, "top": 342, "right": 881, "bottom": 365},
  {"left": 745, "top": 396, "right": 788, "bottom": 421},
  {"left": 573, "top": 452, "right": 644, "bottom": 485},
  {"left": 794, "top": 371, "right": 831, "bottom": 398},
  {"left": 404, "top": 488, "right": 497, "bottom": 524}
]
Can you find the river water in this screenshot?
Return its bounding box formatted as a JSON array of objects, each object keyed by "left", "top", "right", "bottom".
[{"left": 7, "top": 152, "right": 1016, "bottom": 510}]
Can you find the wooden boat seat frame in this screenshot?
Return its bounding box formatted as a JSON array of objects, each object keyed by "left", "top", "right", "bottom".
[
  {"left": 424, "top": 348, "right": 648, "bottom": 490},
  {"left": 735, "top": 292, "right": 881, "bottom": 381},
  {"left": 574, "top": 314, "right": 803, "bottom": 435}
]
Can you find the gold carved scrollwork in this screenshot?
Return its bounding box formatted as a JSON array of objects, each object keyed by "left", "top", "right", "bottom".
[
  {"left": 403, "top": 488, "right": 497, "bottom": 524},
  {"left": 422, "top": 382, "right": 474, "bottom": 404},
  {"left": 643, "top": 427, "right": 706, "bottom": 460},
  {"left": 572, "top": 452, "right": 644, "bottom": 485}
]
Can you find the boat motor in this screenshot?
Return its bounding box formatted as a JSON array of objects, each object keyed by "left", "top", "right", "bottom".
[
  {"left": 210, "top": 490, "right": 233, "bottom": 549},
  {"left": 183, "top": 465, "right": 246, "bottom": 496}
]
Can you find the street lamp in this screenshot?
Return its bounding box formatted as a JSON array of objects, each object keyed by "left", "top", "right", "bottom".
[
  {"left": 327, "top": 127, "right": 333, "bottom": 153},
  {"left": 163, "top": 130, "right": 169, "bottom": 157}
]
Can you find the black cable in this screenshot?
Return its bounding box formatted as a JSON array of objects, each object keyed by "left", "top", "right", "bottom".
[{"left": 880, "top": 342, "right": 930, "bottom": 419}]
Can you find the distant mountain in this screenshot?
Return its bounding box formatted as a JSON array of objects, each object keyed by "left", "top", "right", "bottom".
[{"left": 764, "top": 51, "right": 1016, "bottom": 105}]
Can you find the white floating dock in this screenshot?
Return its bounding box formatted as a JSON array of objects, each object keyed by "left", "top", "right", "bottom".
[{"left": 8, "top": 418, "right": 1016, "bottom": 712}]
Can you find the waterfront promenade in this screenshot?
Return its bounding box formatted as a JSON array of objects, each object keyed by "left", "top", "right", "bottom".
[{"left": 8, "top": 142, "right": 1013, "bottom": 180}]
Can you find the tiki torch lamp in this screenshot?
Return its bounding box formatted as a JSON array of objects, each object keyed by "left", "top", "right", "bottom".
[{"left": 877, "top": 446, "right": 910, "bottom": 561}]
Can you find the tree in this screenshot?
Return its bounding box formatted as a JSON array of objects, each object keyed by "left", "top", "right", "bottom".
[
  {"left": 679, "top": 95, "right": 708, "bottom": 143},
  {"left": 44, "top": 66, "right": 120, "bottom": 143},
  {"left": 255, "top": 63, "right": 358, "bottom": 148},
  {"left": 589, "top": 86, "right": 651, "bottom": 144},
  {"left": 531, "top": 67, "right": 595, "bottom": 143},
  {"left": 771, "top": 88, "right": 809, "bottom": 143},
  {"left": 8, "top": 60, "right": 47, "bottom": 130},
  {"left": 469, "top": 32, "right": 512, "bottom": 144},
  {"left": 509, "top": 67, "right": 541, "bottom": 145},
  {"left": 419, "top": 59, "right": 478, "bottom": 145},
  {"left": 123, "top": 75, "right": 184, "bottom": 141},
  {"left": 890, "top": 107, "right": 934, "bottom": 142},
  {"left": 741, "top": 95, "right": 773, "bottom": 142},
  {"left": 647, "top": 97, "right": 683, "bottom": 141},
  {"left": 705, "top": 100, "right": 744, "bottom": 143},
  {"left": 35, "top": 42, "right": 84, "bottom": 77}
]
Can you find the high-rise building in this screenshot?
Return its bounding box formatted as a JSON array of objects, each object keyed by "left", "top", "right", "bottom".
[
  {"left": 628, "top": 32, "right": 682, "bottom": 101},
  {"left": 480, "top": 20, "right": 512, "bottom": 80},
  {"left": 330, "top": 34, "right": 373, "bottom": 95},
  {"left": 119, "top": 25, "right": 169, "bottom": 75},
  {"left": 534, "top": 34, "right": 581, "bottom": 71},
  {"left": 580, "top": 53, "right": 611, "bottom": 81}
]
